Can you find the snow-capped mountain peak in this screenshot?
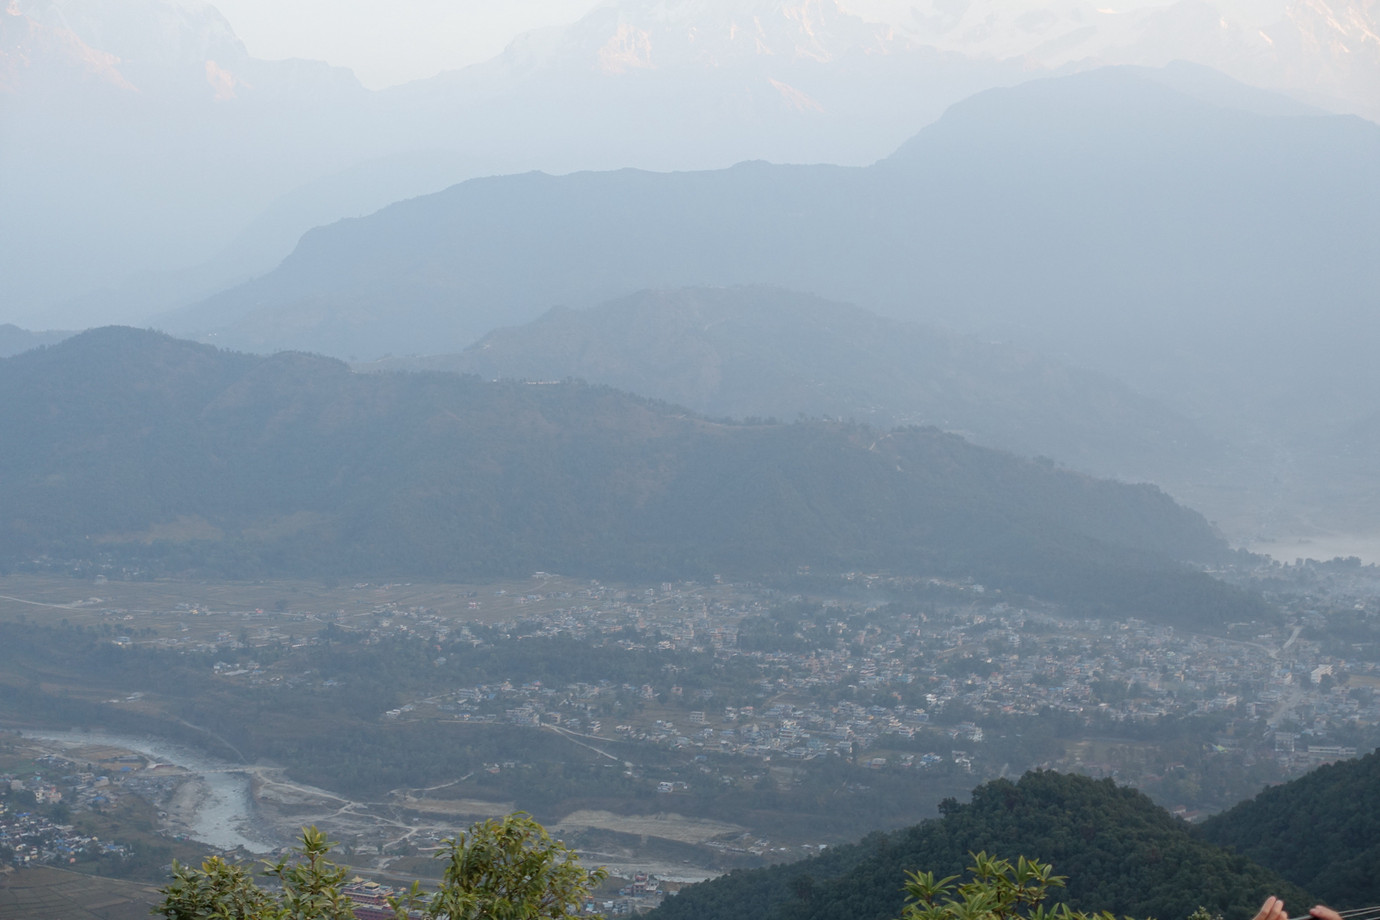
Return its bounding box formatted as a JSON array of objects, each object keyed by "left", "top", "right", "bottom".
[
  {"left": 11, "top": 0, "right": 246, "bottom": 69},
  {"left": 497, "top": 0, "right": 906, "bottom": 75}
]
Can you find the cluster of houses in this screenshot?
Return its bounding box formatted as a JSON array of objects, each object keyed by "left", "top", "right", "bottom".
[
  {"left": 0, "top": 764, "right": 132, "bottom": 868},
  {"left": 371, "top": 580, "right": 1380, "bottom": 785},
  {"left": 85, "top": 566, "right": 1380, "bottom": 798},
  {"left": 0, "top": 805, "right": 128, "bottom": 868}
]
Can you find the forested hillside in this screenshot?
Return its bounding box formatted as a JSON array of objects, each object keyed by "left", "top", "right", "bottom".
[
  {"left": 0, "top": 328, "right": 1263, "bottom": 627},
  {"left": 649, "top": 771, "right": 1308, "bottom": 920},
  {"left": 1199, "top": 750, "right": 1380, "bottom": 908}
]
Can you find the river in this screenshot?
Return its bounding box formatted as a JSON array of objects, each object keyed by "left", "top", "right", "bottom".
[{"left": 21, "top": 729, "right": 278, "bottom": 854}]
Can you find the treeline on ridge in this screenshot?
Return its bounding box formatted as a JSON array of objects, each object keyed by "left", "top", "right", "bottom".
[
  {"left": 1199, "top": 749, "right": 1380, "bottom": 907},
  {"left": 647, "top": 770, "right": 1309, "bottom": 920}
]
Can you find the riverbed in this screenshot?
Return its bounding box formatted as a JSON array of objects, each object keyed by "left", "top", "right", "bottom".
[{"left": 21, "top": 729, "right": 279, "bottom": 854}]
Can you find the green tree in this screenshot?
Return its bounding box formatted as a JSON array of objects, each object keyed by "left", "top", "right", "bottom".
[
  {"left": 423, "top": 812, "right": 607, "bottom": 920},
  {"left": 263, "top": 826, "right": 358, "bottom": 920},
  {"left": 155, "top": 814, "right": 605, "bottom": 920},
  {"left": 898, "top": 853, "right": 1129, "bottom": 920},
  {"left": 158, "top": 853, "right": 275, "bottom": 920}
]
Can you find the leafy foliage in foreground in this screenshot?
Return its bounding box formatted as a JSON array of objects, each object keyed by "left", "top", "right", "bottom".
[
  {"left": 158, "top": 815, "right": 605, "bottom": 920},
  {"left": 899, "top": 853, "right": 1128, "bottom": 920},
  {"left": 649, "top": 771, "right": 1309, "bottom": 920},
  {"left": 0, "top": 327, "right": 1266, "bottom": 628}
]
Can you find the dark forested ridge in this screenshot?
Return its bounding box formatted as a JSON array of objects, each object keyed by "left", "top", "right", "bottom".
[
  {"left": 649, "top": 771, "right": 1309, "bottom": 920},
  {"left": 1199, "top": 750, "right": 1380, "bottom": 908},
  {"left": 0, "top": 327, "right": 1263, "bottom": 627}
]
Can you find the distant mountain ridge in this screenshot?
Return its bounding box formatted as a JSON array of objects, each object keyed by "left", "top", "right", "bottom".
[
  {"left": 877, "top": 0, "right": 1380, "bottom": 119},
  {"left": 7, "top": 0, "right": 1378, "bottom": 325},
  {"left": 173, "top": 65, "right": 1380, "bottom": 411},
  {"left": 0, "top": 324, "right": 71, "bottom": 357},
  {"left": 162, "top": 65, "right": 1380, "bottom": 539},
  {"left": 1, "top": 0, "right": 1018, "bottom": 322},
  {"left": 450, "top": 0, "right": 1380, "bottom": 120},
  {"left": 365, "top": 286, "right": 1219, "bottom": 487},
  {"left": 0, "top": 327, "right": 1262, "bottom": 628}
]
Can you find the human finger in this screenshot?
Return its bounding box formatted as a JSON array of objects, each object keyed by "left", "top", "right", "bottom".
[{"left": 1253, "top": 897, "right": 1285, "bottom": 920}]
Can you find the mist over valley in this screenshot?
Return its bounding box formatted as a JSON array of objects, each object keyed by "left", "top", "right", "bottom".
[{"left": 4, "top": 2, "right": 1380, "bottom": 917}]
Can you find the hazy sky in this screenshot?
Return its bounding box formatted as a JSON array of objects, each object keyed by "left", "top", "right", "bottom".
[{"left": 210, "top": 0, "right": 1187, "bottom": 90}]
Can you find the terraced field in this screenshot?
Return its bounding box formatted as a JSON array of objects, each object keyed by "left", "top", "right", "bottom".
[{"left": 0, "top": 866, "right": 161, "bottom": 920}]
